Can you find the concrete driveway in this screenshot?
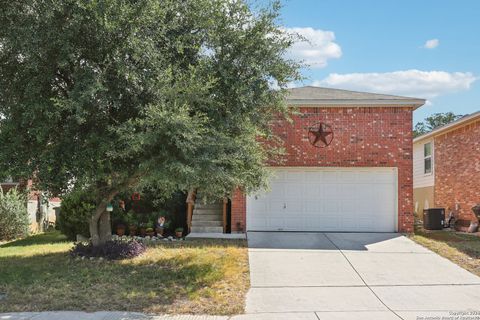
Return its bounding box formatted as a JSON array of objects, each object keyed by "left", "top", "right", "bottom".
[{"left": 244, "top": 232, "right": 480, "bottom": 320}]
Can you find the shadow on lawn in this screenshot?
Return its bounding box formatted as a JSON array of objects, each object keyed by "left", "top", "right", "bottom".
[
  {"left": 0, "top": 248, "right": 224, "bottom": 313},
  {"left": 0, "top": 232, "right": 69, "bottom": 248},
  {"left": 417, "top": 231, "right": 480, "bottom": 259}
]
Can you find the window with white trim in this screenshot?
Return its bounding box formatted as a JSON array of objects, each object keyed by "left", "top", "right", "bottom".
[{"left": 424, "top": 142, "right": 432, "bottom": 174}]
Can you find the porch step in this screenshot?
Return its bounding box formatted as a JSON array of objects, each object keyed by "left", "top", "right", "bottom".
[
  {"left": 192, "top": 214, "right": 223, "bottom": 222},
  {"left": 193, "top": 208, "right": 223, "bottom": 215},
  {"left": 190, "top": 226, "right": 224, "bottom": 233},
  {"left": 191, "top": 220, "right": 223, "bottom": 227},
  {"left": 193, "top": 203, "right": 223, "bottom": 210},
  {"left": 190, "top": 196, "right": 224, "bottom": 234}
]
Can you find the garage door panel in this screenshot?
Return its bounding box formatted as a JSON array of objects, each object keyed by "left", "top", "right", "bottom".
[
  {"left": 340, "top": 217, "right": 356, "bottom": 230},
  {"left": 324, "top": 185, "right": 341, "bottom": 198},
  {"left": 322, "top": 200, "right": 338, "bottom": 213},
  {"left": 269, "top": 183, "right": 284, "bottom": 196},
  {"left": 268, "top": 200, "right": 285, "bottom": 213},
  {"left": 305, "top": 171, "right": 323, "bottom": 182},
  {"left": 247, "top": 168, "right": 397, "bottom": 232},
  {"left": 341, "top": 201, "right": 356, "bottom": 213},
  {"left": 374, "top": 171, "right": 396, "bottom": 183},
  {"left": 305, "top": 200, "right": 321, "bottom": 213},
  {"left": 322, "top": 170, "right": 339, "bottom": 183},
  {"left": 318, "top": 215, "right": 339, "bottom": 230},
  {"left": 304, "top": 185, "right": 322, "bottom": 199}
]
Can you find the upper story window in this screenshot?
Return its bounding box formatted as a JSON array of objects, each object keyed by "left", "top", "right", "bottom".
[{"left": 424, "top": 142, "right": 432, "bottom": 174}]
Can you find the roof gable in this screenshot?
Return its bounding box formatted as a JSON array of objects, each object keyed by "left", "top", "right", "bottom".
[{"left": 413, "top": 110, "right": 480, "bottom": 143}]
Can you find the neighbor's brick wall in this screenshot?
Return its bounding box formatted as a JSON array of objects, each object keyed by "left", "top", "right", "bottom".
[
  {"left": 231, "top": 106, "right": 415, "bottom": 233},
  {"left": 434, "top": 119, "right": 480, "bottom": 221}
]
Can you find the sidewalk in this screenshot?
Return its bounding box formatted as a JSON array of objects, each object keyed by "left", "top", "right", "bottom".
[{"left": 0, "top": 312, "right": 230, "bottom": 320}]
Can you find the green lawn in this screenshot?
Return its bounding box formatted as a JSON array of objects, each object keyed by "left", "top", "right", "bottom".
[
  {"left": 0, "top": 231, "right": 249, "bottom": 315},
  {"left": 410, "top": 231, "right": 480, "bottom": 277}
]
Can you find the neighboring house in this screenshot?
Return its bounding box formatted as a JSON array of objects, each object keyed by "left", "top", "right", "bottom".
[
  {"left": 227, "top": 86, "right": 425, "bottom": 233},
  {"left": 413, "top": 111, "right": 480, "bottom": 223},
  {"left": 0, "top": 180, "right": 61, "bottom": 232}
]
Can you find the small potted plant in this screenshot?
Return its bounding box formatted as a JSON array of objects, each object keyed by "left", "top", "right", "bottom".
[
  {"left": 175, "top": 227, "right": 184, "bottom": 239},
  {"left": 155, "top": 216, "right": 166, "bottom": 236},
  {"left": 128, "top": 225, "right": 137, "bottom": 236},
  {"left": 146, "top": 227, "right": 155, "bottom": 237},
  {"left": 145, "top": 223, "right": 155, "bottom": 237},
  {"left": 116, "top": 223, "right": 126, "bottom": 236}
]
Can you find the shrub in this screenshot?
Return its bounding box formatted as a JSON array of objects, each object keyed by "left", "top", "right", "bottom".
[
  {"left": 58, "top": 189, "right": 96, "bottom": 241},
  {"left": 0, "top": 188, "right": 29, "bottom": 240},
  {"left": 70, "top": 239, "right": 146, "bottom": 260}
]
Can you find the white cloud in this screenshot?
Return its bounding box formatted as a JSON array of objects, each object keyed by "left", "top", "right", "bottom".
[
  {"left": 313, "top": 70, "right": 476, "bottom": 99},
  {"left": 285, "top": 27, "right": 342, "bottom": 68},
  {"left": 423, "top": 39, "right": 439, "bottom": 49}
]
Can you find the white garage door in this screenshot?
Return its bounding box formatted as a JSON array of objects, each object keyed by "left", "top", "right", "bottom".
[{"left": 247, "top": 167, "right": 397, "bottom": 232}]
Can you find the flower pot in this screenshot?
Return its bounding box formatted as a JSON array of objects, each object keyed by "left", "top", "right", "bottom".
[
  {"left": 472, "top": 204, "right": 480, "bottom": 222},
  {"left": 175, "top": 231, "right": 183, "bottom": 238},
  {"left": 146, "top": 231, "right": 155, "bottom": 237},
  {"left": 128, "top": 225, "right": 137, "bottom": 236},
  {"left": 116, "top": 225, "right": 126, "bottom": 236},
  {"left": 155, "top": 227, "right": 164, "bottom": 237}
]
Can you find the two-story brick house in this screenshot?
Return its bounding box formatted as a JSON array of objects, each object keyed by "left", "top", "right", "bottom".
[
  {"left": 228, "top": 86, "right": 425, "bottom": 233},
  {"left": 413, "top": 111, "right": 480, "bottom": 223}
]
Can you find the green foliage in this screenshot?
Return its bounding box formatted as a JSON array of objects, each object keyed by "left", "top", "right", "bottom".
[
  {"left": 414, "top": 112, "right": 463, "bottom": 137},
  {"left": 58, "top": 189, "right": 96, "bottom": 240},
  {"left": 0, "top": 188, "right": 29, "bottom": 240},
  {"left": 0, "top": 0, "right": 301, "bottom": 204},
  {"left": 124, "top": 210, "right": 137, "bottom": 226}
]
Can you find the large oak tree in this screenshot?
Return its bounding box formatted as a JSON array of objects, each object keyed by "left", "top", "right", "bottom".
[{"left": 0, "top": 0, "right": 300, "bottom": 245}]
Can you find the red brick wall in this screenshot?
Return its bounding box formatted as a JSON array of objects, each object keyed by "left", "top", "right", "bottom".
[
  {"left": 434, "top": 119, "right": 480, "bottom": 222},
  {"left": 231, "top": 106, "right": 415, "bottom": 233},
  {"left": 231, "top": 189, "right": 247, "bottom": 232}
]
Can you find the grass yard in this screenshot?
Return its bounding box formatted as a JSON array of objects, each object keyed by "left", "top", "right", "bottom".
[
  {"left": 410, "top": 231, "right": 480, "bottom": 277},
  {"left": 0, "top": 231, "right": 249, "bottom": 315}
]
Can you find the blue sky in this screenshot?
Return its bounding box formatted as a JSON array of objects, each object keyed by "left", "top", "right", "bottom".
[{"left": 276, "top": 0, "right": 480, "bottom": 123}]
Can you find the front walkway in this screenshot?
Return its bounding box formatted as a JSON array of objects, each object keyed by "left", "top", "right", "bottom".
[{"left": 246, "top": 232, "right": 480, "bottom": 320}]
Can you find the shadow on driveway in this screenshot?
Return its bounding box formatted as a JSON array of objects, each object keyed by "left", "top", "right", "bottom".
[{"left": 246, "top": 231, "right": 405, "bottom": 251}]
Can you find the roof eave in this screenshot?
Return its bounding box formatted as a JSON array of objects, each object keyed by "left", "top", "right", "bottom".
[{"left": 287, "top": 99, "right": 426, "bottom": 109}]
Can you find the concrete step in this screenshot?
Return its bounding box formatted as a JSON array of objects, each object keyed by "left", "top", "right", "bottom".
[
  {"left": 192, "top": 214, "right": 223, "bottom": 222},
  {"left": 191, "top": 220, "right": 223, "bottom": 227},
  {"left": 193, "top": 208, "right": 223, "bottom": 215},
  {"left": 193, "top": 203, "right": 223, "bottom": 210},
  {"left": 190, "top": 226, "right": 224, "bottom": 233}
]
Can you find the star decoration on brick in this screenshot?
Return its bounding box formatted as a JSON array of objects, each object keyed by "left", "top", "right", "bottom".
[{"left": 308, "top": 122, "right": 334, "bottom": 148}]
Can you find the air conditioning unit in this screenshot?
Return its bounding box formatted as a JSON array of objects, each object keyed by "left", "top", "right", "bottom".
[{"left": 423, "top": 208, "right": 445, "bottom": 230}]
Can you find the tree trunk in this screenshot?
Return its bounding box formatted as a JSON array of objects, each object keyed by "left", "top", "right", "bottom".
[
  {"left": 89, "top": 199, "right": 112, "bottom": 246},
  {"left": 89, "top": 175, "right": 139, "bottom": 246},
  {"left": 99, "top": 211, "right": 112, "bottom": 242},
  {"left": 36, "top": 193, "right": 45, "bottom": 233}
]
